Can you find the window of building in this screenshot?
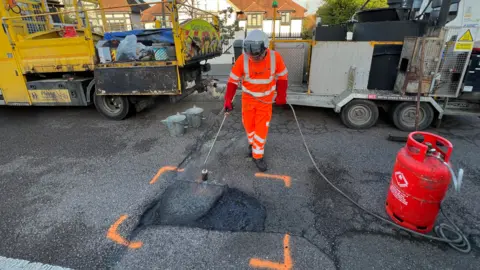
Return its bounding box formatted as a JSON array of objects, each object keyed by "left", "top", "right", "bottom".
[
  {"left": 280, "top": 12, "right": 291, "bottom": 25},
  {"left": 105, "top": 13, "right": 132, "bottom": 31},
  {"left": 83, "top": 2, "right": 104, "bottom": 34},
  {"left": 247, "top": 13, "right": 263, "bottom": 28}
]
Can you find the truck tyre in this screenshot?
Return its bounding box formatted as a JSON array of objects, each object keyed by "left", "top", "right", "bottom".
[
  {"left": 392, "top": 102, "right": 434, "bottom": 131},
  {"left": 94, "top": 95, "right": 130, "bottom": 120},
  {"left": 341, "top": 99, "right": 379, "bottom": 129}
]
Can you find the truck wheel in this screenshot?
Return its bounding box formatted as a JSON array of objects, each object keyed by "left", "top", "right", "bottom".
[
  {"left": 392, "top": 102, "right": 434, "bottom": 131},
  {"left": 94, "top": 95, "right": 130, "bottom": 120},
  {"left": 341, "top": 100, "right": 379, "bottom": 129}
]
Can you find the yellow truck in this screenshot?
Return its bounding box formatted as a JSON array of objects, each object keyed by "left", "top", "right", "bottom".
[{"left": 0, "top": 0, "right": 221, "bottom": 119}]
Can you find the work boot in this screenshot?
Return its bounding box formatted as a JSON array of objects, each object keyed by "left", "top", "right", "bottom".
[
  {"left": 253, "top": 158, "right": 268, "bottom": 172},
  {"left": 248, "top": 145, "right": 252, "bottom": 157}
]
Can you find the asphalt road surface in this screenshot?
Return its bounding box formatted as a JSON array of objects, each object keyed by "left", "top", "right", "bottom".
[{"left": 0, "top": 92, "right": 479, "bottom": 269}]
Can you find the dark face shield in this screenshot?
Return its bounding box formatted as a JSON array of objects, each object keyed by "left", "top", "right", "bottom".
[{"left": 243, "top": 40, "right": 267, "bottom": 61}]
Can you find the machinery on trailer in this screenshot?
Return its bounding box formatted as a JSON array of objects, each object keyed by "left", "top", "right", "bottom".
[
  {"left": 235, "top": 0, "right": 480, "bottom": 131},
  {"left": 0, "top": 0, "right": 220, "bottom": 119}
]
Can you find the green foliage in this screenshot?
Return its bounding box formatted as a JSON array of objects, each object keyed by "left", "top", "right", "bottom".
[
  {"left": 63, "top": 14, "right": 76, "bottom": 25},
  {"left": 316, "top": 0, "right": 388, "bottom": 25},
  {"left": 301, "top": 30, "right": 313, "bottom": 40},
  {"left": 218, "top": 7, "right": 237, "bottom": 44},
  {"left": 301, "top": 15, "right": 316, "bottom": 40}
]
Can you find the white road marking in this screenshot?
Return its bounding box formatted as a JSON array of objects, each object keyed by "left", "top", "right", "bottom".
[{"left": 0, "top": 256, "right": 71, "bottom": 270}]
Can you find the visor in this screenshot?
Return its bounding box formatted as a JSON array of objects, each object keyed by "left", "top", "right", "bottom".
[{"left": 244, "top": 40, "right": 267, "bottom": 61}]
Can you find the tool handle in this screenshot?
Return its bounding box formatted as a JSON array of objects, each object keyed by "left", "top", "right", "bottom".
[
  {"left": 203, "top": 113, "right": 228, "bottom": 167},
  {"left": 203, "top": 92, "right": 236, "bottom": 169}
]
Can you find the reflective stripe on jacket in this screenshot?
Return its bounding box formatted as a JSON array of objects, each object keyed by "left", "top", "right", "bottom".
[{"left": 228, "top": 49, "right": 288, "bottom": 100}]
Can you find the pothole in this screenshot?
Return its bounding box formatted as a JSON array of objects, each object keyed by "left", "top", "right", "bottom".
[{"left": 139, "top": 181, "right": 266, "bottom": 232}]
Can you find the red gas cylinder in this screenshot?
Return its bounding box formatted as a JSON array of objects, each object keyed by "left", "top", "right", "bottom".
[{"left": 385, "top": 132, "right": 459, "bottom": 233}]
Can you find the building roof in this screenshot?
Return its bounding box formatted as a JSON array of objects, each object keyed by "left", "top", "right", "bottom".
[
  {"left": 229, "top": 0, "right": 306, "bottom": 20},
  {"left": 278, "top": 2, "right": 296, "bottom": 12},
  {"left": 141, "top": 2, "right": 171, "bottom": 22},
  {"left": 244, "top": 2, "right": 266, "bottom": 13},
  {"left": 102, "top": 0, "right": 148, "bottom": 14},
  {"left": 140, "top": 0, "right": 188, "bottom": 22}
]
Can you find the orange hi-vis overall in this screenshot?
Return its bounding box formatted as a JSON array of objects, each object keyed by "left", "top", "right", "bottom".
[{"left": 228, "top": 50, "right": 288, "bottom": 159}]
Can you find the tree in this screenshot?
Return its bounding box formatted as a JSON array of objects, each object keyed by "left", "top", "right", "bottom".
[
  {"left": 301, "top": 14, "right": 316, "bottom": 40},
  {"left": 217, "top": 7, "right": 239, "bottom": 53},
  {"left": 181, "top": 0, "right": 197, "bottom": 18},
  {"left": 218, "top": 7, "right": 238, "bottom": 44},
  {"left": 316, "top": 0, "right": 388, "bottom": 25}
]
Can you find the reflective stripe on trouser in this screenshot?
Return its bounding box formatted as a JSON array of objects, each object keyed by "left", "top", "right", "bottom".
[{"left": 242, "top": 95, "right": 273, "bottom": 159}]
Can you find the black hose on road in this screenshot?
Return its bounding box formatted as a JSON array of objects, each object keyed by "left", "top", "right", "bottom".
[
  {"left": 206, "top": 92, "right": 472, "bottom": 253},
  {"left": 287, "top": 103, "right": 471, "bottom": 253}
]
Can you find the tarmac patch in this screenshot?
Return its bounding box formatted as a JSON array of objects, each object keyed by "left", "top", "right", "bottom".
[{"left": 140, "top": 181, "right": 266, "bottom": 232}]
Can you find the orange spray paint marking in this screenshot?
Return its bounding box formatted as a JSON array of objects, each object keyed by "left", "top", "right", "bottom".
[
  {"left": 149, "top": 166, "right": 185, "bottom": 184},
  {"left": 249, "top": 234, "right": 292, "bottom": 270},
  {"left": 107, "top": 215, "right": 143, "bottom": 249},
  {"left": 255, "top": 173, "right": 291, "bottom": 188}
]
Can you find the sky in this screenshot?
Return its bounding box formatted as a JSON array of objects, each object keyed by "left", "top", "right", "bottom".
[
  {"left": 143, "top": 0, "right": 325, "bottom": 15},
  {"left": 296, "top": 0, "right": 324, "bottom": 14}
]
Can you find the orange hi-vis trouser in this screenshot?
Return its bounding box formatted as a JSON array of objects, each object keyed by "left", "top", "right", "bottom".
[{"left": 242, "top": 93, "right": 274, "bottom": 159}]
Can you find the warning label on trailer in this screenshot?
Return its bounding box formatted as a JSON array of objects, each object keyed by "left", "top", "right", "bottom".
[
  {"left": 459, "top": 29, "right": 473, "bottom": 42},
  {"left": 455, "top": 29, "right": 475, "bottom": 52},
  {"left": 458, "top": 29, "right": 473, "bottom": 41},
  {"left": 455, "top": 42, "right": 474, "bottom": 52},
  {"left": 390, "top": 185, "right": 408, "bottom": 206},
  {"left": 29, "top": 89, "right": 71, "bottom": 104}
]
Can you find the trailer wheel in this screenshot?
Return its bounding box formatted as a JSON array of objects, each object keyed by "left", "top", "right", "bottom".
[
  {"left": 341, "top": 100, "right": 379, "bottom": 129},
  {"left": 94, "top": 95, "right": 130, "bottom": 120},
  {"left": 392, "top": 102, "right": 434, "bottom": 131}
]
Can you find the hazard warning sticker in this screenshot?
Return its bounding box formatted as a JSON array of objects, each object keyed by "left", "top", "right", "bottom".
[
  {"left": 394, "top": 171, "right": 408, "bottom": 188},
  {"left": 458, "top": 29, "right": 473, "bottom": 42},
  {"left": 454, "top": 29, "right": 475, "bottom": 52}
]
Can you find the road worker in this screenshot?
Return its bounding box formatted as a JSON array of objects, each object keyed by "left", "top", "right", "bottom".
[{"left": 224, "top": 30, "right": 288, "bottom": 172}]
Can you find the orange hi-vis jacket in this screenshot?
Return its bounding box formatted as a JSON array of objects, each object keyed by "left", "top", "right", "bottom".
[{"left": 228, "top": 49, "right": 288, "bottom": 102}]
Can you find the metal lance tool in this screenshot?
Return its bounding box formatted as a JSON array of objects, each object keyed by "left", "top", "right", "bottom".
[{"left": 201, "top": 111, "right": 229, "bottom": 181}]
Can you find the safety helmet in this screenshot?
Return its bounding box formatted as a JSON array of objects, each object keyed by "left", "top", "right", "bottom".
[{"left": 243, "top": 30, "right": 269, "bottom": 62}]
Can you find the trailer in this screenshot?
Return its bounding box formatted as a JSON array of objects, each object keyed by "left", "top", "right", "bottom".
[
  {"left": 0, "top": 0, "right": 220, "bottom": 119},
  {"left": 235, "top": 0, "right": 480, "bottom": 131}
]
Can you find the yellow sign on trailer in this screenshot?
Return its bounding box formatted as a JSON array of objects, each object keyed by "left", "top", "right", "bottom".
[{"left": 454, "top": 29, "right": 475, "bottom": 51}]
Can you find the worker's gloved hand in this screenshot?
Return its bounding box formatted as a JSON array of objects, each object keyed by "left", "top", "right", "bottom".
[
  {"left": 224, "top": 100, "right": 233, "bottom": 112},
  {"left": 275, "top": 80, "right": 288, "bottom": 106},
  {"left": 224, "top": 82, "right": 238, "bottom": 112}
]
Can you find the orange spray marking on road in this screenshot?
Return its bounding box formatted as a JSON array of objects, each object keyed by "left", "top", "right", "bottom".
[
  {"left": 255, "top": 173, "right": 291, "bottom": 188},
  {"left": 249, "top": 234, "right": 292, "bottom": 270},
  {"left": 107, "top": 215, "right": 143, "bottom": 249},
  {"left": 149, "top": 166, "right": 184, "bottom": 184}
]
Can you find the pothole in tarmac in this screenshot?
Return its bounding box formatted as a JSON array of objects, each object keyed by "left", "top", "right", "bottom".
[{"left": 139, "top": 181, "right": 266, "bottom": 232}]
